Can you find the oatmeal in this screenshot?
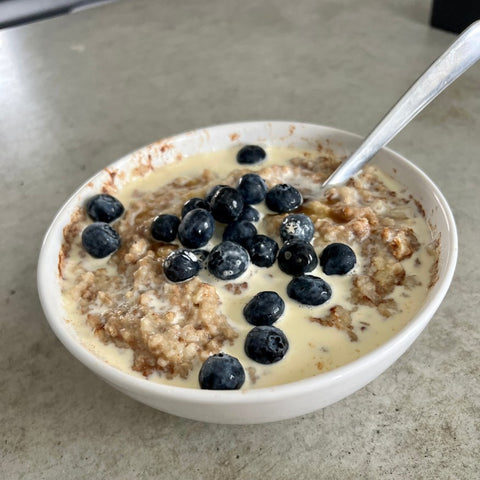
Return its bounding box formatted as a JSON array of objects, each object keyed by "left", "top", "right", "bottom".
[{"left": 60, "top": 146, "right": 439, "bottom": 389}]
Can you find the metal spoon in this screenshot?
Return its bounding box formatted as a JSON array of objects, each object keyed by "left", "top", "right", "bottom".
[{"left": 322, "top": 20, "right": 480, "bottom": 189}]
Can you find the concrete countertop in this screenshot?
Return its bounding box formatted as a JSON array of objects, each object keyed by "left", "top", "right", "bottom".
[{"left": 1, "top": 0, "right": 479, "bottom": 478}]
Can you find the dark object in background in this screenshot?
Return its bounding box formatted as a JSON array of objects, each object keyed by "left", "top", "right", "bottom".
[{"left": 431, "top": 0, "right": 480, "bottom": 33}]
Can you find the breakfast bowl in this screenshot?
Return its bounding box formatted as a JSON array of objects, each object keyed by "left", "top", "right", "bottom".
[{"left": 37, "top": 121, "right": 457, "bottom": 424}]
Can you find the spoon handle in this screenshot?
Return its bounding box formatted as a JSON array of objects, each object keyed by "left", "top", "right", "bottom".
[{"left": 322, "top": 20, "right": 480, "bottom": 188}]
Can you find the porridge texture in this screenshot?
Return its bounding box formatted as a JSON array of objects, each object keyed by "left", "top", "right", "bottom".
[{"left": 60, "top": 145, "right": 439, "bottom": 389}]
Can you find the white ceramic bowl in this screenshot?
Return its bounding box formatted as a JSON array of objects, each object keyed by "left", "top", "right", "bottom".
[{"left": 38, "top": 121, "right": 457, "bottom": 424}]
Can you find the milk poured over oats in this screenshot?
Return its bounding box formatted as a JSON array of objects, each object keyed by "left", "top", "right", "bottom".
[{"left": 60, "top": 147, "right": 438, "bottom": 389}]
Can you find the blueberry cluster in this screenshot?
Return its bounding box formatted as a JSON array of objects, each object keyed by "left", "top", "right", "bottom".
[
  {"left": 81, "top": 194, "right": 124, "bottom": 258},
  {"left": 158, "top": 169, "right": 304, "bottom": 282},
  {"left": 242, "top": 292, "right": 289, "bottom": 365},
  {"left": 80, "top": 145, "right": 359, "bottom": 391},
  {"left": 150, "top": 146, "right": 299, "bottom": 285}
]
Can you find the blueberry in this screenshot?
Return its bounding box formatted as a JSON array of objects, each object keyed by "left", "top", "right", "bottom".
[
  {"left": 198, "top": 353, "right": 245, "bottom": 390},
  {"left": 244, "top": 235, "right": 278, "bottom": 268},
  {"left": 86, "top": 194, "right": 124, "bottom": 223},
  {"left": 243, "top": 291, "right": 285, "bottom": 326},
  {"left": 210, "top": 187, "right": 244, "bottom": 223},
  {"left": 205, "top": 184, "right": 228, "bottom": 204},
  {"left": 319, "top": 243, "right": 357, "bottom": 275},
  {"left": 178, "top": 208, "right": 215, "bottom": 248},
  {"left": 151, "top": 214, "right": 180, "bottom": 242},
  {"left": 237, "top": 173, "right": 267, "bottom": 205},
  {"left": 277, "top": 239, "right": 318, "bottom": 276},
  {"left": 287, "top": 275, "right": 332, "bottom": 306},
  {"left": 280, "top": 213, "right": 314, "bottom": 243},
  {"left": 237, "top": 205, "right": 260, "bottom": 222},
  {"left": 82, "top": 222, "right": 121, "bottom": 258},
  {"left": 236, "top": 145, "right": 266, "bottom": 165},
  {"left": 244, "top": 326, "right": 289, "bottom": 364},
  {"left": 163, "top": 249, "right": 200, "bottom": 282},
  {"left": 191, "top": 249, "right": 210, "bottom": 267},
  {"left": 207, "top": 241, "right": 250, "bottom": 280},
  {"left": 265, "top": 184, "right": 303, "bottom": 213},
  {"left": 181, "top": 197, "right": 210, "bottom": 217},
  {"left": 223, "top": 221, "right": 257, "bottom": 246}
]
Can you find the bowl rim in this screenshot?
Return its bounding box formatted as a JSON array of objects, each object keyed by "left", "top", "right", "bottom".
[{"left": 37, "top": 120, "right": 458, "bottom": 405}]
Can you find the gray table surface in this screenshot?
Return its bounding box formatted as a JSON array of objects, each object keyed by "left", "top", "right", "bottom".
[{"left": 1, "top": 0, "right": 479, "bottom": 478}]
